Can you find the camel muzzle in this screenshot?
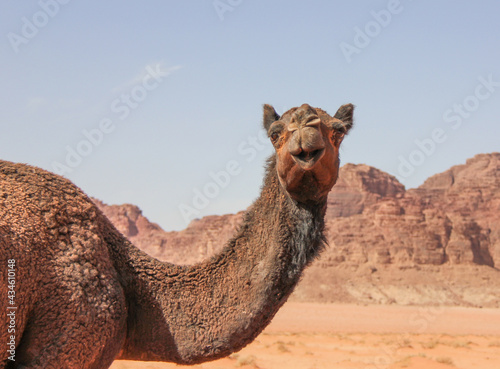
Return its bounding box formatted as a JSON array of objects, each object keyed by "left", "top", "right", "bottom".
[{"left": 288, "top": 126, "right": 326, "bottom": 170}]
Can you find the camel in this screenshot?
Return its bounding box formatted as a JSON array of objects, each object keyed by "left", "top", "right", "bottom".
[{"left": 0, "top": 103, "right": 354, "bottom": 368}]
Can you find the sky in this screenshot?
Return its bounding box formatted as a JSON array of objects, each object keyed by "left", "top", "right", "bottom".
[{"left": 1, "top": 0, "right": 499, "bottom": 231}]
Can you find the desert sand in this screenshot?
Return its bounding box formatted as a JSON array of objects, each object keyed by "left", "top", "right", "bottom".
[{"left": 110, "top": 302, "right": 500, "bottom": 369}]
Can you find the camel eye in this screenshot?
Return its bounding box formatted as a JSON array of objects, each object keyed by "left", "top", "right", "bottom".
[{"left": 268, "top": 122, "right": 284, "bottom": 144}]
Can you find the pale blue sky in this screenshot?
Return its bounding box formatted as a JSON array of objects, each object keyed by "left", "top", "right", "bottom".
[{"left": 1, "top": 1, "right": 499, "bottom": 230}]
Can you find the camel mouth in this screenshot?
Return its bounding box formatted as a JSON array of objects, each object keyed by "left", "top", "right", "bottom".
[{"left": 291, "top": 148, "right": 325, "bottom": 170}]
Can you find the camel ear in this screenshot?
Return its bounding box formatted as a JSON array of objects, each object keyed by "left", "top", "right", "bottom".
[
  {"left": 263, "top": 104, "right": 280, "bottom": 131},
  {"left": 333, "top": 103, "right": 354, "bottom": 134}
]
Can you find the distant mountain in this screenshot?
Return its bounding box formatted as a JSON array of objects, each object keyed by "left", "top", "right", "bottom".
[{"left": 94, "top": 153, "right": 500, "bottom": 307}]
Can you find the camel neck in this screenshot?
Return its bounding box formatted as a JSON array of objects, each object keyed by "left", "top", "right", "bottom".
[{"left": 113, "top": 157, "right": 327, "bottom": 364}]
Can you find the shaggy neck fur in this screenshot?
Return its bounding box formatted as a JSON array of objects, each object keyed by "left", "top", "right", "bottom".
[{"left": 110, "top": 156, "right": 327, "bottom": 364}]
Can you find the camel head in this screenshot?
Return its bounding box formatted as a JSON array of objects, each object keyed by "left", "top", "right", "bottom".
[{"left": 263, "top": 103, "right": 354, "bottom": 203}]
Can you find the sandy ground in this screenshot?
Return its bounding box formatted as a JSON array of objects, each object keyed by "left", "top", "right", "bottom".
[{"left": 111, "top": 303, "right": 500, "bottom": 369}]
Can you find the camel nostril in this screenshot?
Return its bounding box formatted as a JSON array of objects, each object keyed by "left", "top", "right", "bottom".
[
  {"left": 295, "top": 150, "right": 307, "bottom": 160},
  {"left": 310, "top": 149, "right": 322, "bottom": 158},
  {"left": 292, "top": 148, "right": 324, "bottom": 163}
]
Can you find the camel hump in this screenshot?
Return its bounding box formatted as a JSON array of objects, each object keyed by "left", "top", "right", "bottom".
[
  {"left": 0, "top": 159, "right": 127, "bottom": 367},
  {"left": 0, "top": 160, "right": 101, "bottom": 250}
]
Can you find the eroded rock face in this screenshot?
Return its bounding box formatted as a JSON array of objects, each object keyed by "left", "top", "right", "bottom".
[
  {"left": 325, "top": 153, "right": 500, "bottom": 268},
  {"left": 94, "top": 198, "right": 244, "bottom": 265},
  {"left": 93, "top": 152, "right": 500, "bottom": 306},
  {"left": 326, "top": 164, "right": 405, "bottom": 218}
]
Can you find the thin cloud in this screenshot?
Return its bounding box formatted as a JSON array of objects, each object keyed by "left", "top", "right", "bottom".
[
  {"left": 26, "top": 97, "right": 48, "bottom": 110},
  {"left": 111, "top": 62, "right": 182, "bottom": 94},
  {"left": 26, "top": 97, "right": 84, "bottom": 111}
]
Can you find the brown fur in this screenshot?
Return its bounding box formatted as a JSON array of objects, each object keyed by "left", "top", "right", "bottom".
[{"left": 0, "top": 103, "right": 353, "bottom": 368}]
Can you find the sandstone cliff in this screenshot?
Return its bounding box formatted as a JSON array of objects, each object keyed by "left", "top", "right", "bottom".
[{"left": 323, "top": 153, "right": 500, "bottom": 267}]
